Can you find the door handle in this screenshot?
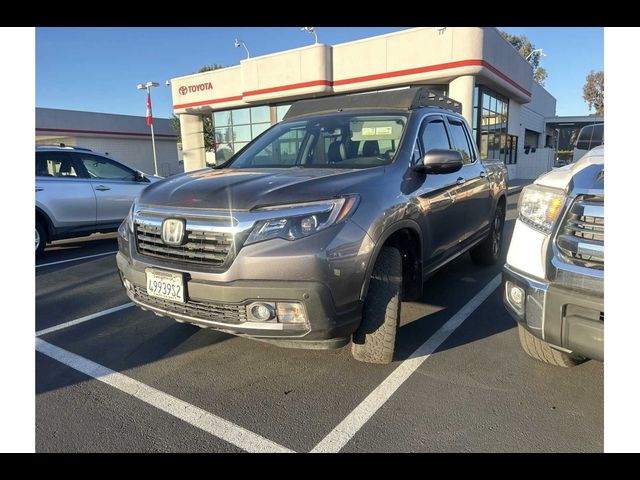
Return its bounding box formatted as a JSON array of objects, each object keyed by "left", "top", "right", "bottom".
[
  {"left": 479, "top": 171, "right": 486, "bottom": 178},
  {"left": 36, "top": 186, "right": 44, "bottom": 191},
  {"left": 456, "top": 177, "right": 466, "bottom": 185},
  {"left": 95, "top": 185, "right": 111, "bottom": 191}
]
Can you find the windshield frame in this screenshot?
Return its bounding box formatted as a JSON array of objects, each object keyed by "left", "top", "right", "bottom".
[{"left": 219, "top": 110, "right": 409, "bottom": 170}]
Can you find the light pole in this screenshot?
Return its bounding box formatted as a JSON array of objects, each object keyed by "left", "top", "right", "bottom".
[
  {"left": 525, "top": 48, "right": 545, "bottom": 62},
  {"left": 137, "top": 81, "right": 160, "bottom": 175},
  {"left": 300, "top": 27, "right": 318, "bottom": 44},
  {"left": 234, "top": 38, "right": 250, "bottom": 59}
]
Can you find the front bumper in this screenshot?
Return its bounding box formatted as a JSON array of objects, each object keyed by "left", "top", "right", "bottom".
[
  {"left": 116, "top": 250, "right": 362, "bottom": 349},
  {"left": 502, "top": 264, "right": 604, "bottom": 362}
]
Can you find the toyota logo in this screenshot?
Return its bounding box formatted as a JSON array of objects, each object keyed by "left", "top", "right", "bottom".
[{"left": 178, "top": 86, "right": 188, "bottom": 95}]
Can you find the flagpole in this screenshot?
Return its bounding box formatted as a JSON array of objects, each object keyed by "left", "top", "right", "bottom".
[
  {"left": 137, "top": 81, "right": 160, "bottom": 176},
  {"left": 148, "top": 88, "right": 159, "bottom": 176}
]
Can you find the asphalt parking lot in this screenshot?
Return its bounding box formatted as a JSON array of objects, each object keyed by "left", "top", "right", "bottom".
[{"left": 35, "top": 192, "right": 603, "bottom": 453}]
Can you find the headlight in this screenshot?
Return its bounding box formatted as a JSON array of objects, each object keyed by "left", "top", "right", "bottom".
[
  {"left": 518, "top": 184, "right": 566, "bottom": 234},
  {"left": 126, "top": 198, "right": 138, "bottom": 233},
  {"left": 245, "top": 195, "right": 359, "bottom": 245}
]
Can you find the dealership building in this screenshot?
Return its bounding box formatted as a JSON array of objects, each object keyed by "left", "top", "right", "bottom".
[
  {"left": 170, "top": 27, "right": 559, "bottom": 179},
  {"left": 36, "top": 108, "right": 181, "bottom": 177}
]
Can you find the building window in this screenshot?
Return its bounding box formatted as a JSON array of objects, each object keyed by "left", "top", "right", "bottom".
[
  {"left": 213, "top": 106, "right": 272, "bottom": 162},
  {"left": 524, "top": 129, "right": 540, "bottom": 150},
  {"left": 275, "top": 105, "right": 291, "bottom": 123},
  {"left": 473, "top": 86, "right": 514, "bottom": 164}
]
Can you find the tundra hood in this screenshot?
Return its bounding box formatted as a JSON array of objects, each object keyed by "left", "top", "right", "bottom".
[
  {"left": 139, "top": 166, "right": 385, "bottom": 211},
  {"left": 535, "top": 145, "right": 604, "bottom": 192}
]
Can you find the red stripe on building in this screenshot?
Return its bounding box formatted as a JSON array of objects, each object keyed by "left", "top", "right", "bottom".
[
  {"left": 242, "top": 80, "right": 332, "bottom": 97},
  {"left": 173, "top": 95, "right": 244, "bottom": 110},
  {"left": 36, "top": 127, "right": 177, "bottom": 138},
  {"left": 172, "top": 59, "right": 531, "bottom": 110}
]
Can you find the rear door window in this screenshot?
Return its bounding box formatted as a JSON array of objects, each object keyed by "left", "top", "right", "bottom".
[{"left": 35, "top": 151, "right": 83, "bottom": 178}]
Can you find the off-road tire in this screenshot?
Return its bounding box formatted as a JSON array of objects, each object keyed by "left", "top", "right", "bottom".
[
  {"left": 36, "top": 220, "right": 47, "bottom": 256},
  {"left": 518, "top": 324, "right": 585, "bottom": 368},
  {"left": 470, "top": 201, "right": 505, "bottom": 266},
  {"left": 351, "top": 247, "right": 402, "bottom": 364}
]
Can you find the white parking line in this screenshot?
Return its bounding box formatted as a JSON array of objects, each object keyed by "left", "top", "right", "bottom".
[
  {"left": 311, "top": 274, "right": 502, "bottom": 453},
  {"left": 36, "top": 251, "right": 117, "bottom": 268},
  {"left": 36, "top": 338, "right": 294, "bottom": 453},
  {"left": 36, "top": 303, "right": 135, "bottom": 337}
]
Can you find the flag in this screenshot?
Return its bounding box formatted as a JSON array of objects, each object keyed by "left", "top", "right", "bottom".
[{"left": 146, "top": 92, "right": 152, "bottom": 126}]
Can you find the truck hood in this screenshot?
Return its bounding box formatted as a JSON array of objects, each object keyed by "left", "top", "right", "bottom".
[
  {"left": 535, "top": 145, "right": 604, "bottom": 191},
  {"left": 139, "top": 166, "right": 385, "bottom": 211}
]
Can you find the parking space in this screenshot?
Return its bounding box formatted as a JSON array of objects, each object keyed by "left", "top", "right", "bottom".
[{"left": 35, "top": 193, "right": 603, "bottom": 452}]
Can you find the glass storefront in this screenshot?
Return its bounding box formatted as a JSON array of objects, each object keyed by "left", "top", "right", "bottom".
[
  {"left": 213, "top": 106, "right": 272, "bottom": 162},
  {"left": 473, "top": 86, "right": 517, "bottom": 164}
]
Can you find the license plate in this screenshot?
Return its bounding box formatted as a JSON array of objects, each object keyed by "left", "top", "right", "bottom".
[{"left": 146, "top": 268, "right": 185, "bottom": 303}]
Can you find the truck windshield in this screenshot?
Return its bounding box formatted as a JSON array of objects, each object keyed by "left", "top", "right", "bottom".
[{"left": 222, "top": 114, "right": 407, "bottom": 169}]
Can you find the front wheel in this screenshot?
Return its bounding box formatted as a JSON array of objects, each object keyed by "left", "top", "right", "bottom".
[
  {"left": 470, "top": 201, "right": 505, "bottom": 266},
  {"left": 351, "top": 247, "right": 402, "bottom": 364},
  {"left": 518, "top": 325, "right": 586, "bottom": 368},
  {"left": 36, "top": 221, "right": 47, "bottom": 256}
]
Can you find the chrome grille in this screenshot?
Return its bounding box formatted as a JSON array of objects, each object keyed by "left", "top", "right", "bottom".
[
  {"left": 133, "top": 286, "right": 246, "bottom": 323},
  {"left": 135, "top": 222, "right": 234, "bottom": 267},
  {"left": 556, "top": 195, "right": 604, "bottom": 269}
]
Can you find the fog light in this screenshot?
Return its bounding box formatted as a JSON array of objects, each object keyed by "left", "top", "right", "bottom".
[
  {"left": 246, "top": 302, "right": 276, "bottom": 322},
  {"left": 505, "top": 281, "right": 525, "bottom": 315},
  {"left": 120, "top": 273, "right": 133, "bottom": 292},
  {"left": 276, "top": 302, "right": 307, "bottom": 324}
]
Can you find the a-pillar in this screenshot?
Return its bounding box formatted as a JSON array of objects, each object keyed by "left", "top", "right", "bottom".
[
  {"left": 179, "top": 113, "right": 206, "bottom": 172},
  {"left": 448, "top": 75, "right": 475, "bottom": 128}
]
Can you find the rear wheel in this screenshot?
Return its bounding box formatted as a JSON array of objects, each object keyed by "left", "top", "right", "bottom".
[
  {"left": 470, "top": 201, "right": 505, "bottom": 266},
  {"left": 36, "top": 220, "right": 47, "bottom": 256},
  {"left": 351, "top": 247, "right": 402, "bottom": 364},
  {"left": 518, "top": 325, "right": 585, "bottom": 368}
]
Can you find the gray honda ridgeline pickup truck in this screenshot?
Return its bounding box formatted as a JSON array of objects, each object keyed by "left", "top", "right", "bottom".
[{"left": 117, "top": 87, "right": 508, "bottom": 364}]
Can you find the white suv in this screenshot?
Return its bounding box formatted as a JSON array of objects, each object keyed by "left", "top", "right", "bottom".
[{"left": 35, "top": 145, "right": 161, "bottom": 255}]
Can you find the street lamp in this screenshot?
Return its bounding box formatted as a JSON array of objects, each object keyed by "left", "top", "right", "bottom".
[
  {"left": 525, "top": 48, "right": 546, "bottom": 62},
  {"left": 137, "top": 81, "right": 160, "bottom": 176},
  {"left": 234, "top": 38, "right": 250, "bottom": 59},
  {"left": 300, "top": 27, "right": 318, "bottom": 44}
]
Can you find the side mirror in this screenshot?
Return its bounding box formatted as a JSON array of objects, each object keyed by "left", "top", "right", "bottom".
[
  {"left": 414, "top": 149, "right": 463, "bottom": 174},
  {"left": 135, "top": 171, "right": 145, "bottom": 181}
]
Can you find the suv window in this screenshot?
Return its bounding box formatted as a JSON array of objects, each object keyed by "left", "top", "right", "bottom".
[
  {"left": 447, "top": 118, "right": 474, "bottom": 165},
  {"left": 78, "top": 154, "right": 136, "bottom": 181},
  {"left": 419, "top": 117, "right": 451, "bottom": 154},
  {"left": 36, "top": 151, "right": 82, "bottom": 178}
]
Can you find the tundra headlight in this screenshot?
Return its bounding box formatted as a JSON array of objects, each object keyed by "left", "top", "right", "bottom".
[
  {"left": 518, "top": 185, "right": 566, "bottom": 235},
  {"left": 245, "top": 195, "right": 359, "bottom": 245}
]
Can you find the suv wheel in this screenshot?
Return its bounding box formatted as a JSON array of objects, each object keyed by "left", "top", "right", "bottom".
[
  {"left": 36, "top": 221, "right": 47, "bottom": 256},
  {"left": 470, "top": 201, "right": 505, "bottom": 266},
  {"left": 518, "top": 325, "right": 586, "bottom": 368},
  {"left": 351, "top": 246, "right": 402, "bottom": 364}
]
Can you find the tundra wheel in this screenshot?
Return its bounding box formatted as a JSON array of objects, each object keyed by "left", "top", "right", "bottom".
[
  {"left": 470, "top": 201, "right": 505, "bottom": 266},
  {"left": 518, "top": 325, "right": 585, "bottom": 368},
  {"left": 352, "top": 246, "right": 402, "bottom": 364}
]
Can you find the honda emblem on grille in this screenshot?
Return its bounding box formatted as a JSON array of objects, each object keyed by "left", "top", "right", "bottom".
[{"left": 161, "top": 218, "right": 186, "bottom": 246}]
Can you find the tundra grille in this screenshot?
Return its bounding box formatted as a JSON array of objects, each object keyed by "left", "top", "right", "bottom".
[
  {"left": 556, "top": 195, "right": 604, "bottom": 269},
  {"left": 135, "top": 222, "right": 234, "bottom": 267},
  {"left": 133, "top": 286, "right": 246, "bottom": 323}
]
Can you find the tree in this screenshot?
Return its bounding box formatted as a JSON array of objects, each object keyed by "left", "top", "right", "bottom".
[
  {"left": 499, "top": 30, "right": 548, "bottom": 86},
  {"left": 582, "top": 70, "right": 604, "bottom": 115},
  {"left": 171, "top": 64, "right": 227, "bottom": 152}
]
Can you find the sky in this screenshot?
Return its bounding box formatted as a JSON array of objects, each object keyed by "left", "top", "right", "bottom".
[{"left": 36, "top": 27, "right": 604, "bottom": 119}]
